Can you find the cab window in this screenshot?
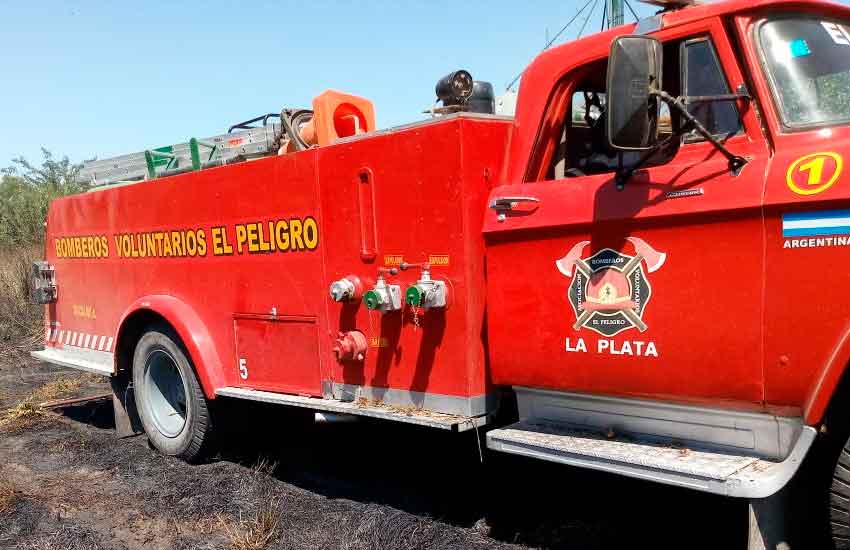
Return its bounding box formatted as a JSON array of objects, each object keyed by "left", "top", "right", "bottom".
[
  {"left": 681, "top": 37, "right": 742, "bottom": 140},
  {"left": 759, "top": 16, "right": 850, "bottom": 128},
  {"left": 547, "top": 35, "right": 739, "bottom": 180}
]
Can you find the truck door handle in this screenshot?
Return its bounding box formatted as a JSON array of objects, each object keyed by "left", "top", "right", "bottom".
[{"left": 489, "top": 196, "right": 540, "bottom": 221}]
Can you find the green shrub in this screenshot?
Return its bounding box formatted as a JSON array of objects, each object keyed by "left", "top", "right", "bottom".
[
  {"left": 0, "top": 149, "right": 86, "bottom": 247},
  {"left": 0, "top": 150, "right": 84, "bottom": 353}
]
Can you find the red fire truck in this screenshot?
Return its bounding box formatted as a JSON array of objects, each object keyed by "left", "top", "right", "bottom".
[{"left": 29, "top": 0, "right": 850, "bottom": 545}]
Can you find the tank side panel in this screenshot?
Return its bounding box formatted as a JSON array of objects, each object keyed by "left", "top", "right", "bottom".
[
  {"left": 44, "top": 151, "right": 326, "bottom": 396},
  {"left": 318, "top": 117, "right": 511, "bottom": 403},
  {"left": 43, "top": 117, "right": 510, "bottom": 407}
]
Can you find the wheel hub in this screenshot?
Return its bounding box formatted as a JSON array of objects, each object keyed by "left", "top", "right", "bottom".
[{"left": 144, "top": 350, "right": 188, "bottom": 438}]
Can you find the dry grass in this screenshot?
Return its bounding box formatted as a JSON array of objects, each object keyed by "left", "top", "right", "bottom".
[
  {"left": 0, "top": 375, "right": 89, "bottom": 432},
  {"left": 0, "top": 400, "right": 49, "bottom": 432},
  {"left": 15, "top": 525, "right": 105, "bottom": 550},
  {"left": 0, "top": 478, "right": 21, "bottom": 515},
  {"left": 218, "top": 460, "right": 282, "bottom": 550},
  {"left": 30, "top": 377, "right": 84, "bottom": 404},
  {"left": 218, "top": 498, "right": 281, "bottom": 550},
  {"left": 0, "top": 246, "right": 43, "bottom": 356}
]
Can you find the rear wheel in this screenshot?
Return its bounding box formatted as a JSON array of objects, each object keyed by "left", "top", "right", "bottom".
[{"left": 132, "top": 325, "right": 214, "bottom": 462}]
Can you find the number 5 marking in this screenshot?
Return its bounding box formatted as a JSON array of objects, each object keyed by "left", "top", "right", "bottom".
[
  {"left": 787, "top": 152, "right": 843, "bottom": 195},
  {"left": 238, "top": 358, "right": 248, "bottom": 380}
]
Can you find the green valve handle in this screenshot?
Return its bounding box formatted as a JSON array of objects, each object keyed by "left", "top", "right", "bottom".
[
  {"left": 405, "top": 285, "right": 423, "bottom": 306},
  {"left": 363, "top": 290, "right": 382, "bottom": 310}
]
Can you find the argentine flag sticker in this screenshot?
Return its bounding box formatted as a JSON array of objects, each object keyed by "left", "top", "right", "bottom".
[{"left": 782, "top": 210, "right": 850, "bottom": 238}]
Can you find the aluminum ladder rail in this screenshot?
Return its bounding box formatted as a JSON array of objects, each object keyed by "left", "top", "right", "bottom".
[{"left": 79, "top": 121, "right": 283, "bottom": 187}]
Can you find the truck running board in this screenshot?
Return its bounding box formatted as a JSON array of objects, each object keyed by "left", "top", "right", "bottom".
[
  {"left": 486, "top": 420, "right": 816, "bottom": 498},
  {"left": 31, "top": 348, "right": 114, "bottom": 376},
  {"left": 216, "top": 387, "right": 487, "bottom": 432}
]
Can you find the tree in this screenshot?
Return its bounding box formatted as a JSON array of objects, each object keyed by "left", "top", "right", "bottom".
[{"left": 0, "top": 149, "right": 85, "bottom": 246}]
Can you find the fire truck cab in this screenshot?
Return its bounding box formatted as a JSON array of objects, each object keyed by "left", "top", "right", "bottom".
[{"left": 32, "top": 0, "right": 850, "bottom": 545}]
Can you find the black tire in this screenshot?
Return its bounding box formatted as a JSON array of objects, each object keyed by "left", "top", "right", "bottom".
[
  {"left": 132, "top": 324, "right": 215, "bottom": 463},
  {"left": 831, "top": 443, "right": 850, "bottom": 548}
]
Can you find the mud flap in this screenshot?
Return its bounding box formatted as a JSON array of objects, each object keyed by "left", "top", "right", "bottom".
[
  {"left": 748, "top": 485, "right": 792, "bottom": 550},
  {"left": 110, "top": 376, "right": 143, "bottom": 438}
]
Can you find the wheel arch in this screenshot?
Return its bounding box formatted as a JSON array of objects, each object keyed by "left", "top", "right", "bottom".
[
  {"left": 804, "top": 319, "right": 850, "bottom": 425},
  {"left": 115, "top": 295, "right": 225, "bottom": 399}
]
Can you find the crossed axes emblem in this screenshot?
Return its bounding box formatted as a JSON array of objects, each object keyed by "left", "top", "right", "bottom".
[{"left": 556, "top": 237, "right": 666, "bottom": 333}]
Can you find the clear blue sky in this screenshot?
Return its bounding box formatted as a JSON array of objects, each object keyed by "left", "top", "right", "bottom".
[{"left": 0, "top": 0, "right": 666, "bottom": 168}]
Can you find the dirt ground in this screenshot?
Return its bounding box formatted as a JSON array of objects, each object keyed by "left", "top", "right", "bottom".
[{"left": 0, "top": 354, "right": 749, "bottom": 550}]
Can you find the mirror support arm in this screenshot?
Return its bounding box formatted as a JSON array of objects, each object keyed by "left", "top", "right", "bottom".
[
  {"left": 653, "top": 90, "right": 748, "bottom": 175},
  {"left": 614, "top": 135, "right": 677, "bottom": 190},
  {"left": 684, "top": 92, "right": 751, "bottom": 105}
]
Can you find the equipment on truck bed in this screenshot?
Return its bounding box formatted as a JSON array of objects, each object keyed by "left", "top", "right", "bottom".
[
  {"left": 79, "top": 115, "right": 288, "bottom": 187},
  {"left": 79, "top": 73, "right": 503, "bottom": 188},
  {"left": 79, "top": 89, "right": 377, "bottom": 187},
  {"left": 428, "top": 70, "right": 496, "bottom": 116}
]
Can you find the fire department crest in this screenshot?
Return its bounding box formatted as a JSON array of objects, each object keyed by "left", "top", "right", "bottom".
[{"left": 555, "top": 237, "right": 666, "bottom": 337}]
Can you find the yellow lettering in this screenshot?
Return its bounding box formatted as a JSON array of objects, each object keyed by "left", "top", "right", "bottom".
[
  {"left": 247, "top": 223, "right": 260, "bottom": 253},
  {"left": 185, "top": 230, "right": 197, "bottom": 257},
  {"left": 258, "top": 222, "right": 271, "bottom": 252},
  {"left": 145, "top": 234, "right": 156, "bottom": 257},
  {"left": 268, "top": 221, "right": 276, "bottom": 251},
  {"left": 290, "top": 219, "right": 304, "bottom": 250},
  {"left": 303, "top": 217, "right": 319, "bottom": 250},
  {"left": 235, "top": 224, "right": 246, "bottom": 254},
  {"left": 121, "top": 236, "right": 131, "bottom": 258},
  {"left": 275, "top": 220, "right": 289, "bottom": 251},
  {"left": 171, "top": 232, "right": 183, "bottom": 257},
  {"left": 222, "top": 227, "right": 233, "bottom": 254},
  {"left": 197, "top": 229, "right": 207, "bottom": 256},
  {"left": 162, "top": 234, "right": 173, "bottom": 257}
]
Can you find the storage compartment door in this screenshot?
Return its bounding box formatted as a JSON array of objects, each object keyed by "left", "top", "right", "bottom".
[{"left": 233, "top": 315, "right": 322, "bottom": 396}]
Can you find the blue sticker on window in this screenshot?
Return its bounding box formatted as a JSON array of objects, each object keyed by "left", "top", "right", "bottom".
[{"left": 790, "top": 38, "right": 811, "bottom": 58}]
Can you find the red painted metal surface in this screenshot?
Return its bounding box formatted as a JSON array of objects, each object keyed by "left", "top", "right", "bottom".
[
  {"left": 45, "top": 117, "right": 509, "bottom": 406},
  {"left": 483, "top": 0, "right": 850, "bottom": 422},
  {"left": 233, "top": 314, "right": 321, "bottom": 396},
  {"left": 485, "top": 13, "right": 771, "bottom": 408},
  {"left": 316, "top": 118, "right": 509, "bottom": 402},
  {"left": 42, "top": 0, "right": 850, "bottom": 425},
  {"left": 730, "top": 10, "right": 850, "bottom": 422}
]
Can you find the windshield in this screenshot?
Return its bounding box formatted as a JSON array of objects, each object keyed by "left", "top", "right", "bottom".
[{"left": 760, "top": 16, "right": 850, "bottom": 127}]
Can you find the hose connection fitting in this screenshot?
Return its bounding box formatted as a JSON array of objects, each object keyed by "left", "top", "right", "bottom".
[
  {"left": 333, "top": 330, "right": 368, "bottom": 362},
  {"left": 363, "top": 268, "right": 401, "bottom": 313},
  {"left": 401, "top": 263, "right": 447, "bottom": 310},
  {"left": 329, "top": 275, "right": 363, "bottom": 303}
]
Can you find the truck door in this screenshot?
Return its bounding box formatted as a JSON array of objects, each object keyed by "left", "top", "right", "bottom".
[
  {"left": 738, "top": 13, "right": 850, "bottom": 416},
  {"left": 484, "top": 20, "right": 771, "bottom": 405}
]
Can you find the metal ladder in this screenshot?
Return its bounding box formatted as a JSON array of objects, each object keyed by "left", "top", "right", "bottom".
[{"left": 78, "top": 113, "right": 291, "bottom": 187}]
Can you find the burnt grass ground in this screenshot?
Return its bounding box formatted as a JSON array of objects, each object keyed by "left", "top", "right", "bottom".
[{"left": 0, "top": 353, "right": 750, "bottom": 550}]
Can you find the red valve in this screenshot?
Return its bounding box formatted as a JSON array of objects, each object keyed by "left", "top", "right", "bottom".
[{"left": 333, "top": 330, "right": 368, "bottom": 362}]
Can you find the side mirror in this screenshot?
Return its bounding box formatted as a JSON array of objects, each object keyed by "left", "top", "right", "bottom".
[{"left": 606, "top": 35, "right": 663, "bottom": 151}]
